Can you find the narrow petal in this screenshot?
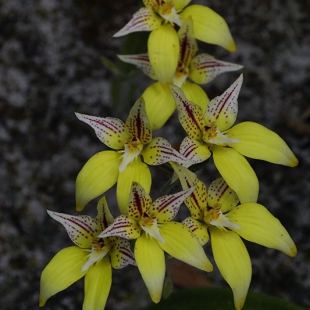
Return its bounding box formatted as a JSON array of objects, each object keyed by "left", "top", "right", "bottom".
[
  {"left": 148, "top": 24, "right": 180, "bottom": 83},
  {"left": 125, "top": 97, "right": 152, "bottom": 144},
  {"left": 183, "top": 217, "right": 209, "bottom": 245},
  {"left": 96, "top": 196, "right": 114, "bottom": 228},
  {"left": 142, "top": 137, "right": 192, "bottom": 166},
  {"left": 170, "top": 84, "right": 204, "bottom": 139},
  {"left": 181, "top": 81, "right": 210, "bottom": 113},
  {"left": 227, "top": 203, "right": 297, "bottom": 257},
  {"left": 179, "top": 17, "right": 198, "bottom": 65},
  {"left": 76, "top": 151, "right": 122, "bottom": 211},
  {"left": 189, "top": 54, "right": 243, "bottom": 85},
  {"left": 179, "top": 136, "right": 211, "bottom": 164},
  {"left": 180, "top": 5, "right": 236, "bottom": 51},
  {"left": 98, "top": 214, "right": 141, "bottom": 240},
  {"left": 207, "top": 178, "right": 239, "bottom": 213},
  {"left": 227, "top": 121, "right": 299, "bottom": 167},
  {"left": 118, "top": 53, "right": 157, "bottom": 80},
  {"left": 128, "top": 181, "right": 153, "bottom": 221},
  {"left": 75, "top": 113, "right": 129, "bottom": 150},
  {"left": 142, "top": 82, "right": 176, "bottom": 130},
  {"left": 113, "top": 7, "right": 162, "bottom": 37},
  {"left": 83, "top": 256, "right": 112, "bottom": 310},
  {"left": 159, "top": 222, "right": 213, "bottom": 272},
  {"left": 39, "top": 246, "right": 88, "bottom": 307},
  {"left": 210, "top": 227, "right": 251, "bottom": 310},
  {"left": 171, "top": 162, "right": 205, "bottom": 219},
  {"left": 204, "top": 74, "right": 243, "bottom": 132},
  {"left": 117, "top": 158, "right": 152, "bottom": 214},
  {"left": 213, "top": 146, "right": 259, "bottom": 203},
  {"left": 151, "top": 187, "right": 194, "bottom": 222},
  {"left": 109, "top": 237, "right": 136, "bottom": 269},
  {"left": 135, "top": 233, "right": 166, "bottom": 303},
  {"left": 47, "top": 211, "right": 99, "bottom": 248}
]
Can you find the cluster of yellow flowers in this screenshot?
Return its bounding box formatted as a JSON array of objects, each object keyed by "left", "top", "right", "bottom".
[{"left": 39, "top": 1, "right": 298, "bottom": 310}]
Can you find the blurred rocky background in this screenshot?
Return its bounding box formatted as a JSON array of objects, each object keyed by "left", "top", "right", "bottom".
[{"left": 0, "top": 0, "right": 309, "bottom": 309}]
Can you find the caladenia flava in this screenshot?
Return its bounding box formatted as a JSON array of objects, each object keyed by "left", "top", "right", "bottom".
[{"left": 39, "top": 1, "right": 299, "bottom": 310}]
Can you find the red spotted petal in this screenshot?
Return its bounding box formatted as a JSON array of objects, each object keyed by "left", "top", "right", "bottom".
[
  {"left": 170, "top": 84, "right": 204, "bottom": 139},
  {"left": 126, "top": 97, "right": 152, "bottom": 144},
  {"left": 204, "top": 74, "right": 243, "bottom": 132},
  {"left": 151, "top": 187, "right": 194, "bottom": 223},
  {"left": 113, "top": 7, "right": 162, "bottom": 37}
]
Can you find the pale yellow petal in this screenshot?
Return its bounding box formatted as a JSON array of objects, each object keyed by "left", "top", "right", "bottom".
[
  {"left": 180, "top": 5, "right": 236, "bottom": 51},
  {"left": 213, "top": 146, "right": 259, "bottom": 203},
  {"left": 181, "top": 81, "right": 210, "bottom": 113},
  {"left": 142, "top": 82, "right": 176, "bottom": 130},
  {"left": 210, "top": 227, "right": 251, "bottom": 310},
  {"left": 135, "top": 233, "right": 165, "bottom": 303},
  {"left": 83, "top": 256, "right": 112, "bottom": 310},
  {"left": 227, "top": 121, "right": 299, "bottom": 167},
  {"left": 39, "top": 246, "right": 88, "bottom": 307},
  {"left": 76, "top": 151, "right": 122, "bottom": 211},
  {"left": 172, "top": 0, "right": 191, "bottom": 11},
  {"left": 117, "top": 158, "right": 151, "bottom": 214},
  {"left": 159, "top": 222, "right": 213, "bottom": 272},
  {"left": 183, "top": 217, "right": 209, "bottom": 245},
  {"left": 148, "top": 24, "right": 180, "bottom": 83},
  {"left": 227, "top": 203, "right": 297, "bottom": 257}
]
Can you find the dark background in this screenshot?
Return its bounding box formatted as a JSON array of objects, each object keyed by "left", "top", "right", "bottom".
[{"left": 0, "top": 0, "right": 309, "bottom": 309}]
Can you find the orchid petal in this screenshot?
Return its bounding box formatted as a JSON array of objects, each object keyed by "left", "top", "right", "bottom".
[
  {"left": 181, "top": 81, "right": 210, "bottom": 113},
  {"left": 180, "top": 5, "right": 236, "bottom": 51},
  {"left": 117, "top": 158, "right": 152, "bottom": 214},
  {"left": 47, "top": 211, "right": 99, "bottom": 249},
  {"left": 213, "top": 146, "right": 259, "bottom": 203},
  {"left": 151, "top": 187, "right": 194, "bottom": 222},
  {"left": 135, "top": 233, "right": 165, "bottom": 303},
  {"left": 148, "top": 24, "right": 180, "bottom": 83},
  {"left": 125, "top": 97, "right": 152, "bottom": 144},
  {"left": 183, "top": 217, "right": 209, "bottom": 245},
  {"left": 83, "top": 256, "right": 112, "bottom": 310},
  {"left": 207, "top": 177, "right": 239, "bottom": 213},
  {"left": 109, "top": 237, "right": 136, "bottom": 269},
  {"left": 173, "top": 17, "right": 198, "bottom": 87},
  {"left": 171, "top": 162, "right": 206, "bottom": 219},
  {"left": 96, "top": 196, "right": 114, "bottom": 228},
  {"left": 117, "top": 53, "right": 157, "bottom": 80},
  {"left": 189, "top": 54, "right": 243, "bottom": 85},
  {"left": 98, "top": 214, "right": 141, "bottom": 240},
  {"left": 128, "top": 182, "right": 152, "bottom": 220},
  {"left": 113, "top": 7, "right": 162, "bottom": 37},
  {"left": 39, "top": 246, "right": 88, "bottom": 307},
  {"left": 142, "top": 82, "right": 176, "bottom": 130},
  {"left": 159, "top": 222, "right": 213, "bottom": 272},
  {"left": 143, "top": 0, "right": 159, "bottom": 11},
  {"left": 142, "top": 137, "right": 191, "bottom": 166},
  {"left": 227, "top": 203, "right": 297, "bottom": 257},
  {"left": 227, "top": 121, "right": 299, "bottom": 167},
  {"left": 179, "top": 136, "right": 211, "bottom": 165},
  {"left": 76, "top": 151, "right": 122, "bottom": 211},
  {"left": 75, "top": 113, "right": 129, "bottom": 150},
  {"left": 204, "top": 74, "right": 243, "bottom": 132},
  {"left": 210, "top": 227, "right": 251, "bottom": 310},
  {"left": 170, "top": 84, "right": 204, "bottom": 139}
]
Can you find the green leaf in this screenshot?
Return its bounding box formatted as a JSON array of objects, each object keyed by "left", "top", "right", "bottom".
[{"left": 144, "top": 287, "right": 304, "bottom": 310}]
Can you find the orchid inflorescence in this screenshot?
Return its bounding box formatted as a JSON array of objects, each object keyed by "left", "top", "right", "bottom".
[{"left": 39, "top": 1, "right": 298, "bottom": 310}]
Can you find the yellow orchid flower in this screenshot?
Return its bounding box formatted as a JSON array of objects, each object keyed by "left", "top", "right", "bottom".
[
  {"left": 118, "top": 18, "right": 242, "bottom": 129},
  {"left": 170, "top": 74, "right": 298, "bottom": 203},
  {"left": 39, "top": 197, "right": 136, "bottom": 310},
  {"left": 171, "top": 163, "right": 297, "bottom": 310},
  {"left": 114, "top": 0, "right": 236, "bottom": 52},
  {"left": 98, "top": 182, "right": 213, "bottom": 303},
  {"left": 75, "top": 97, "right": 190, "bottom": 213}
]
